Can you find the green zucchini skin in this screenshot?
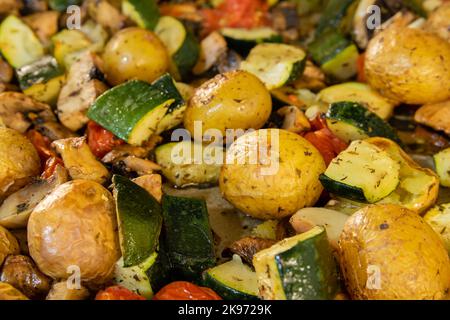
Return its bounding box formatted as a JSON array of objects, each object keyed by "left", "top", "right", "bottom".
[
  {"left": 202, "top": 274, "right": 259, "bottom": 300},
  {"left": 87, "top": 75, "right": 183, "bottom": 145},
  {"left": 161, "top": 195, "right": 216, "bottom": 281},
  {"left": 16, "top": 56, "right": 63, "bottom": 90},
  {"left": 124, "top": 0, "right": 160, "bottom": 30},
  {"left": 315, "top": 0, "right": 357, "bottom": 36},
  {"left": 308, "top": 31, "right": 352, "bottom": 66},
  {"left": 319, "top": 173, "right": 366, "bottom": 203},
  {"left": 220, "top": 28, "right": 282, "bottom": 56},
  {"left": 113, "top": 175, "right": 163, "bottom": 267},
  {"left": 275, "top": 229, "right": 339, "bottom": 300},
  {"left": 48, "top": 0, "right": 82, "bottom": 11},
  {"left": 326, "top": 101, "right": 402, "bottom": 144},
  {"left": 146, "top": 240, "right": 174, "bottom": 292},
  {"left": 173, "top": 30, "right": 200, "bottom": 79}
]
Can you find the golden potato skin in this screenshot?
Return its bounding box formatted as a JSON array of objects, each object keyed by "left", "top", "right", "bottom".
[
  {"left": 0, "top": 127, "right": 40, "bottom": 200},
  {"left": 425, "top": 3, "right": 450, "bottom": 42},
  {"left": 0, "top": 225, "right": 19, "bottom": 266},
  {"left": 28, "top": 180, "right": 120, "bottom": 287},
  {"left": 220, "top": 129, "right": 325, "bottom": 220},
  {"left": 339, "top": 204, "right": 450, "bottom": 300},
  {"left": 102, "top": 27, "right": 169, "bottom": 85},
  {"left": 365, "top": 26, "right": 450, "bottom": 105},
  {"left": 184, "top": 71, "right": 272, "bottom": 138}
]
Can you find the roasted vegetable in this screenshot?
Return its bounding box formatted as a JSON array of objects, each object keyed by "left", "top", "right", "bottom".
[
  {"left": 0, "top": 225, "right": 20, "bottom": 266},
  {"left": 46, "top": 281, "right": 90, "bottom": 300},
  {"left": 339, "top": 204, "right": 450, "bottom": 300},
  {"left": 185, "top": 70, "right": 272, "bottom": 138},
  {"left": 414, "top": 100, "right": 450, "bottom": 136},
  {"left": 228, "top": 237, "right": 276, "bottom": 266},
  {"left": 0, "top": 282, "right": 29, "bottom": 300},
  {"left": 220, "top": 129, "right": 325, "bottom": 219},
  {"left": 424, "top": 203, "right": 450, "bottom": 253},
  {"left": 102, "top": 27, "right": 169, "bottom": 86},
  {"left": 27, "top": 180, "right": 120, "bottom": 287},
  {"left": 0, "top": 255, "right": 51, "bottom": 299}
]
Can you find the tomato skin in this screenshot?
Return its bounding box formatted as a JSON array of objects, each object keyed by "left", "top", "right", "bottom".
[
  {"left": 153, "top": 281, "right": 222, "bottom": 300},
  {"left": 95, "top": 286, "right": 146, "bottom": 300},
  {"left": 202, "top": 0, "right": 269, "bottom": 34},
  {"left": 26, "top": 129, "right": 55, "bottom": 162},
  {"left": 41, "top": 157, "right": 64, "bottom": 179},
  {"left": 303, "top": 116, "right": 348, "bottom": 165},
  {"left": 87, "top": 121, "right": 124, "bottom": 159}
]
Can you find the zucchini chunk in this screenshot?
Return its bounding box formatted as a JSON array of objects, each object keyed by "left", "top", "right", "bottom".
[
  {"left": 161, "top": 195, "right": 216, "bottom": 281},
  {"left": 424, "top": 204, "right": 450, "bottom": 253},
  {"left": 240, "top": 43, "right": 306, "bottom": 90},
  {"left": 320, "top": 140, "right": 400, "bottom": 203},
  {"left": 434, "top": 148, "right": 450, "bottom": 187},
  {"left": 325, "top": 102, "right": 401, "bottom": 144},
  {"left": 309, "top": 31, "right": 358, "bottom": 81},
  {"left": 122, "top": 0, "right": 160, "bottom": 30},
  {"left": 317, "top": 82, "right": 395, "bottom": 120},
  {"left": 253, "top": 226, "right": 339, "bottom": 300},
  {"left": 113, "top": 175, "right": 163, "bottom": 267},
  {"left": 155, "top": 141, "right": 224, "bottom": 188},
  {"left": 220, "top": 27, "right": 282, "bottom": 55},
  {"left": 113, "top": 254, "right": 157, "bottom": 299},
  {"left": 155, "top": 16, "right": 200, "bottom": 79},
  {"left": 49, "top": 0, "right": 81, "bottom": 11},
  {"left": 16, "top": 56, "right": 63, "bottom": 90},
  {"left": 23, "top": 75, "right": 66, "bottom": 106},
  {"left": 51, "top": 29, "right": 92, "bottom": 68},
  {"left": 202, "top": 255, "right": 259, "bottom": 300},
  {"left": 0, "top": 15, "right": 44, "bottom": 68},
  {"left": 88, "top": 75, "right": 183, "bottom": 146},
  {"left": 315, "top": 0, "right": 358, "bottom": 36}
]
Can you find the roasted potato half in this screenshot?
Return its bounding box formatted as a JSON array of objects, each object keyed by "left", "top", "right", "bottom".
[
  {"left": 0, "top": 127, "right": 40, "bottom": 200},
  {"left": 365, "top": 26, "right": 450, "bottom": 105},
  {"left": 366, "top": 138, "right": 439, "bottom": 214},
  {"left": 339, "top": 204, "right": 450, "bottom": 300},
  {"left": 184, "top": 70, "right": 272, "bottom": 139},
  {"left": 27, "top": 180, "right": 120, "bottom": 287},
  {"left": 220, "top": 129, "right": 325, "bottom": 219}
]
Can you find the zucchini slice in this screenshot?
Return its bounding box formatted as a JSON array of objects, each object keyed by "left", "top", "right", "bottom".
[
  {"left": 202, "top": 255, "right": 259, "bottom": 300},
  {"left": 113, "top": 175, "right": 163, "bottom": 267},
  {"left": 325, "top": 102, "right": 401, "bottom": 144},
  {"left": 318, "top": 82, "right": 395, "bottom": 120},
  {"left": 113, "top": 254, "right": 157, "bottom": 299},
  {"left": 319, "top": 140, "right": 401, "bottom": 203},
  {"left": 155, "top": 141, "right": 224, "bottom": 188},
  {"left": 0, "top": 15, "right": 44, "bottom": 68},
  {"left": 88, "top": 75, "right": 182, "bottom": 146},
  {"left": 308, "top": 31, "right": 358, "bottom": 81},
  {"left": 161, "top": 195, "right": 216, "bottom": 281},
  {"left": 16, "top": 55, "right": 63, "bottom": 90},
  {"left": 315, "top": 0, "right": 358, "bottom": 36},
  {"left": 52, "top": 29, "right": 92, "bottom": 68},
  {"left": 155, "top": 16, "right": 200, "bottom": 79},
  {"left": 240, "top": 43, "right": 307, "bottom": 90},
  {"left": 434, "top": 148, "right": 450, "bottom": 187},
  {"left": 122, "top": 0, "right": 160, "bottom": 30},
  {"left": 253, "top": 226, "right": 339, "bottom": 300},
  {"left": 220, "top": 27, "right": 282, "bottom": 55},
  {"left": 424, "top": 204, "right": 450, "bottom": 253}
]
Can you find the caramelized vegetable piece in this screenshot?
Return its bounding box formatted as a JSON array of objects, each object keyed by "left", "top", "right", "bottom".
[
  {"left": 0, "top": 225, "right": 20, "bottom": 266},
  {"left": 229, "top": 237, "right": 276, "bottom": 266},
  {"left": 46, "top": 281, "right": 90, "bottom": 300},
  {"left": 153, "top": 281, "right": 222, "bottom": 300},
  {"left": 0, "top": 255, "right": 51, "bottom": 299},
  {"left": 0, "top": 282, "right": 28, "bottom": 300},
  {"left": 95, "top": 285, "right": 146, "bottom": 300}
]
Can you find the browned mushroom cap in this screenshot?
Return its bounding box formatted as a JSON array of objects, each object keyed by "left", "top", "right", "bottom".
[
  {"left": 415, "top": 100, "right": 450, "bottom": 136},
  {"left": 0, "top": 92, "right": 55, "bottom": 133},
  {"left": 0, "top": 255, "right": 52, "bottom": 300},
  {"left": 229, "top": 237, "right": 277, "bottom": 266},
  {"left": 0, "top": 0, "right": 23, "bottom": 14}
]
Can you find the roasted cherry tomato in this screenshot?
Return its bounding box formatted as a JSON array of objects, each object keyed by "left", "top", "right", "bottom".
[
  {"left": 153, "top": 281, "right": 222, "bottom": 300},
  {"left": 95, "top": 286, "right": 146, "bottom": 300},
  {"left": 26, "top": 129, "right": 55, "bottom": 162},
  {"left": 87, "top": 121, "right": 124, "bottom": 159},
  {"left": 202, "top": 0, "right": 269, "bottom": 34},
  {"left": 357, "top": 53, "right": 366, "bottom": 83},
  {"left": 41, "top": 156, "right": 64, "bottom": 179}
]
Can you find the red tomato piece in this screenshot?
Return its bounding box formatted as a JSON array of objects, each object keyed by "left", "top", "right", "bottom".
[
  {"left": 87, "top": 121, "right": 124, "bottom": 159},
  {"left": 95, "top": 286, "right": 146, "bottom": 300},
  {"left": 153, "top": 281, "right": 222, "bottom": 301}
]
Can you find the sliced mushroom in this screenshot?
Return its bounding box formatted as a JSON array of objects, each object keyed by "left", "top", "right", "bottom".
[
  {"left": 293, "top": 60, "right": 326, "bottom": 91},
  {"left": 133, "top": 174, "right": 162, "bottom": 202},
  {"left": 52, "top": 137, "right": 110, "bottom": 184},
  {"left": 193, "top": 31, "right": 228, "bottom": 75},
  {"left": 84, "top": 0, "right": 125, "bottom": 34},
  {"left": 415, "top": 100, "right": 450, "bottom": 136},
  {"left": 0, "top": 165, "right": 68, "bottom": 229},
  {"left": 0, "top": 92, "right": 55, "bottom": 133},
  {"left": 0, "top": 0, "right": 23, "bottom": 14},
  {"left": 0, "top": 255, "right": 51, "bottom": 300},
  {"left": 277, "top": 106, "right": 311, "bottom": 134},
  {"left": 101, "top": 136, "right": 162, "bottom": 164},
  {"left": 35, "top": 121, "right": 76, "bottom": 141},
  {"left": 122, "top": 156, "right": 161, "bottom": 176},
  {"left": 23, "top": 11, "right": 60, "bottom": 46},
  {"left": 229, "top": 237, "right": 276, "bottom": 266},
  {"left": 0, "top": 57, "right": 13, "bottom": 83},
  {"left": 57, "top": 52, "right": 108, "bottom": 132},
  {"left": 46, "top": 281, "right": 90, "bottom": 300}
]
